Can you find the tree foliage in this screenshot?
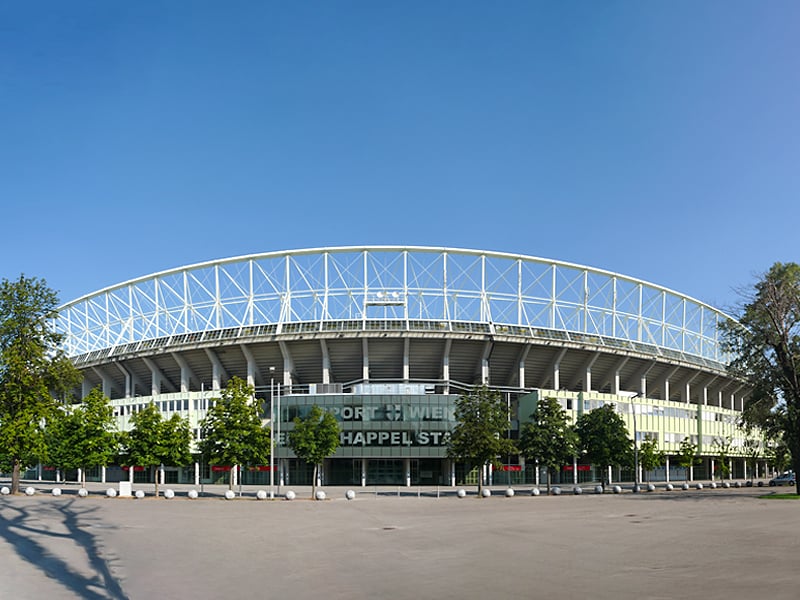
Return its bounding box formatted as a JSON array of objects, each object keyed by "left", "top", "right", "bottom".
[
  {"left": 638, "top": 435, "right": 665, "bottom": 483},
  {"left": 677, "top": 437, "right": 699, "bottom": 481},
  {"left": 198, "top": 377, "right": 270, "bottom": 489},
  {"left": 446, "top": 385, "right": 516, "bottom": 494},
  {"left": 575, "top": 404, "right": 632, "bottom": 487},
  {"left": 46, "top": 387, "right": 118, "bottom": 486},
  {"left": 0, "top": 275, "right": 80, "bottom": 493},
  {"left": 288, "top": 404, "right": 340, "bottom": 498},
  {"left": 721, "top": 262, "right": 800, "bottom": 493},
  {"left": 712, "top": 435, "right": 733, "bottom": 480},
  {"left": 518, "top": 397, "right": 577, "bottom": 492},
  {"left": 124, "top": 402, "right": 192, "bottom": 496}
]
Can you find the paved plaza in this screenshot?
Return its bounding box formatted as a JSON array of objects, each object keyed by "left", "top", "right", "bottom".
[{"left": 0, "top": 482, "right": 797, "bottom": 600}]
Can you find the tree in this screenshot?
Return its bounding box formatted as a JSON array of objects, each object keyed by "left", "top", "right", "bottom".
[
  {"left": 677, "top": 437, "right": 700, "bottom": 482},
  {"left": 45, "top": 387, "right": 118, "bottom": 487},
  {"left": 288, "top": 404, "right": 340, "bottom": 498},
  {"left": 198, "top": 377, "right": 271, "bottom": 490},
  {"left": 0, "top": 275, "right": 80, "bottom": 494},
  {"left": 742, "top": 437, "right": 764, "bottom": 480},
  {"left": 124, "top": 403, "right": 192, "bottom": 496},
  {"left": 518, "top": 397, "right": 577, "bottom": 493},
  {"left": 575, "top": 404, "right": 632, "bottom": 489},
  {"left": 638, "top": 435, "right": 665, "bottom": 484},
  {"left": 766, "top": 439, "right": 791, "bottom": 475},
  {"left": 446, "top": 385, "right": 517, "bottom": 495},
  {"left": 721, "top": 262, "right": 800, "bottom": 494},
  {"left": 712, "top": 435, "right": 733, "bottom": 480}
]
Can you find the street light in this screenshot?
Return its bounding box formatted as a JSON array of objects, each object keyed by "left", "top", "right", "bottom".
[
  {"left": 270, "top": 366, "right": 275, "bottom": 499},
  {"left": 630, "top": 392, "right": 643, "bottom": 492}
]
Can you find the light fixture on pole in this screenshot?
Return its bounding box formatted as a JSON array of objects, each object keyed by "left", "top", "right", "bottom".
[
  {"left": 630, "top": 392, "right": 643, "bottom": 493},
  {"left": 270, "top": 366, "right": 275, "bottom": 500}
]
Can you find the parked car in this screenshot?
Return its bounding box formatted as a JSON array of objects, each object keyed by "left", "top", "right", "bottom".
[{"left": 768, "top": 472, "right": 796, "bottom": 487}]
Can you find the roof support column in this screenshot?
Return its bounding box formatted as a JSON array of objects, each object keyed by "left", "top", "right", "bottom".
[
  {"left": 480, "top": 341, "right": 492, "bottom": 385},
  {"left": 240, "top": 344, "right": 263, "bottom": 389},
  {"left": 204, "top": 348, "right": 228, "bottom": 391},
  {"left": 320, "top": 339, "right": 331, "bottom": 384},
  {"left": 172, "top": 352, "right": 198, "bottom": 393},
  {"left": 113, "top": 363, "right": 132, "bottom": 398},
  {"left": 403, "top": 338, "right": 410, "bottom": 382},
  {"left": 362, "top": 338, "right": 370, "bottom": 383},
  {"left": 517, "top": 345, "right": 531, "bottom": 389},
  {"left": 442, "top": 338, "right": 451, "bottom": 395},
  {"left": 547, "top": 348, "right": 568, "bottom": 391},
  {"left": 141, "top": 357, "right": 163, "bottom": 396},
  {"left": 278, "top": 341, "right": 294, "bottom": 390},
  {"left": 81, "top": 378, "right": 93, "bottom": 400}
]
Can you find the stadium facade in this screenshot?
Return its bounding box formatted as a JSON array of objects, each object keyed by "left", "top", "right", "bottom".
[{"left": 53, "top": 247, "right": 765, "bottom": 487}]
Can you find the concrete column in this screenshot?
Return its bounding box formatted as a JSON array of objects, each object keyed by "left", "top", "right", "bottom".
[
  {"left": 573, "top": 457, "right": 578, "bottom": 484},
  {"left": 361, "top": 460, "right": 367, "bottom": 487},
  {"left": 77, "top": 468, "right": 82, "bottom": 486},
  {"left": 404, "top": 458, "right": 411, "bottom": 487},
  {"left": 608, "top": 465, "right": 613, "bottom": 485},
  {"left": 689, "top": 465, "right": 694, "bottom": 482},
  {"left": 362, "top": 338, "right": 369, "bottom": 382},
  {"left": 450, "top": 461, "right": 456, "bottom": 487},
  {"left": 403, "top": 338, "right": 410, "bottom": 382},
  {"left": 665, "top": 455, "right": 670, "bottom": 483},
  {"left": 129, "top": 466, "right": 134, "bottom": 484},
  {"left": 101, "top": 466, "right": 106, "bottom": 484},
  {"left": 710, "top": 458, "right": 715, "bottom": 481},
  {"left": 194, "top": 462, "right": 200, "bottom": 486}
]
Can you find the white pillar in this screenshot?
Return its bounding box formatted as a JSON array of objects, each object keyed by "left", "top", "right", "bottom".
[
  {"left": 361, "top": 460, "right": 367, "bottom": 487},
  {"left": 129, "top": 466, "right": 134, "bottom": 484},
  {"left": 450, "top": 461, "right": 456, "bottom": 487},
  {"left": 665, "top": 455, "right": 670, "bottom": 483},
  {"left": 404, "top": 458, "right": 411, "bottom": 487},
  {"left": 573, "top": 457, "right": 578, "bottom": 484},
  {"left": 77, "top": 468, "right": 82, "bottom": 485},
  {"left": 710, "top": 458, "right": 715, "bottom": 481},
  {"left": 608, "top": 465, "right": 613, "bottom": 485},
  {"left": 194, "top": 462, "right": 200, "bottom": 486},
  {"left": 101, "top": 466, "right": 106, "bottom": 484},
  {"left": 689, "top": 465, "right": 694, "bottom": 482}
]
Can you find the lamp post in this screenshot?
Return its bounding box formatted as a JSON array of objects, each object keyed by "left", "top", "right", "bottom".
[
  {"left": 270, "top": 366, "right": 275, "bottom": 499},
  {"left": 276, "top": 380, "right": 281, "bottom": 495},
  {"left": 631, "top": 392, "right": 642, "bottom": 492}
]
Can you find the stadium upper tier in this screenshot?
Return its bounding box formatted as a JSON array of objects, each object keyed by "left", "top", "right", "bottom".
[{"left": 57, "top": 247, "right": 740, "bottom": 402}]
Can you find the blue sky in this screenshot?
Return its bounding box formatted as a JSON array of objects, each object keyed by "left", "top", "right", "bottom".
[{"left": 2, "top": 1, "right": 798, "bottom": 313}]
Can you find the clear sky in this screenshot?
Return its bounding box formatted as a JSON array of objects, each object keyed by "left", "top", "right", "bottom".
[{"left": 2, "top": 1, "right": 798, "bottom": 313}]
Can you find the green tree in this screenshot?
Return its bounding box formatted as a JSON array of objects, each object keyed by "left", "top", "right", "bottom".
[
  {"left": 0, "top": 275, "right": 80, "bottom": 494},
  {"left": 712, "top": 435, "right": 733, "bottom": 480},
  {"left": 575, "top": 404, "right": 632, "bottom": 489},
  {"left": 518, "top": 397, "right": 577, "bottom": 493},
  {"left": 124, "top": 403, "right": 192, "bottom": 496},
  {"left": 638, "top": 435, "right": 665, "bottom": 484},
  {"left": 742, "top": 437, "right": 763, "bottom": 480},
  {"left": 198, "top": 377, "right": 271, "bottom": 490},
  {"left": 721, "top": 262, "right": 800, "bottom": 494},
  {"left": 45, "top": 387, "right": 118, "bottom": 487},
  {"left": 677, "top": 437, "right": 700, "bottom": 482},
  {"left": 766, "top": 439, "right": 791, "bottom": 475},
  {"left": 446, "top": 385, "right": 517, "bottom": 495},
  {"left": 288, "top": 404, "right": 340, "bottom": 498}
]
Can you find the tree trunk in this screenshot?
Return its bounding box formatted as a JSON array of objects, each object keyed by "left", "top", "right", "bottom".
[
  {"left": 154, "top": 466, "right": 160, "bottom": 497},
  {"left": 546, "top": 468, "right": 552, "bottom": 494},
  {"left": 311, "top": 463, "right": 318, "bottom": 499},
  {"left": 11, "top": 458, "right": 21, "bottom": 495},
  {"left": 477, "top": 463, "right": 483, "bottom": 497}
]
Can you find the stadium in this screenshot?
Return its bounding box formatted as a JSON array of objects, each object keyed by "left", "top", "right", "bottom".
[{"left": 53, "top": 246, "right": 764, "bottom": 488}]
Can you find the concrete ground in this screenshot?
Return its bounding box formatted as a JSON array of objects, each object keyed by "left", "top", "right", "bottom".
[{"left": 0, "top": 481, "right": 797, "bottom": 600}]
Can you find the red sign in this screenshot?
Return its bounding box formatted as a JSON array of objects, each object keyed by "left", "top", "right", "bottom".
[
  {"left": 43, "top": 466, "right": 55, "bottom": 471},
  {"left": 500, "top": 465, "right": 522, "bottom": 472},
  {"left": 249, "top": 466, "right": 276, "bottom": 472},
  {"left": 122, "top": 466, "right": 145, "bottom": 472},
  {"left": 562, "top": 465, "right": 591, "bottom": 471},
  {"left": 211, "top": 465, "right": 232, "bottom": 472}
]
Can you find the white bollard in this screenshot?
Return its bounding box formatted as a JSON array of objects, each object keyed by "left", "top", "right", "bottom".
[
  {"left": 647, "top": 483, "right": 656, "bottom": 492},
  {"left": 573, "top": 486, "right": 582, "bottom": 495},
  {"left": 594, "top": 485, "right": 604, "bottom": 494},
  {"left": 696, "top": 483, "right": 704, "bottom": 490},
  {"left": 457, "top": 489, "right": 466, "bottom": 498},
  {"left": 135, "top": 490, "right": 145, "bottom": 499},
  {"left": 187, "top": 490, "right": 199, "bottom": 499},
  {"left": 531, "top": 488, "right": 541, "bottom": 496},
  {"left": 315, "top": 490, "right": 326, "bottom": 501},
  {"left": 256, "top": 490, "right": 267, "bottom": 500},
  {"left": 505, "top": 488, "right": 515, "bottom": 497},
  {"left": 78, "top": 488, "right": 89, "bottom": 498},
  {"left": 106, "top": 488, "right": 117, "bottom": 498},
  {"left": 681, "top": 483, "right": 690, "bottom": 490},
  {"left": 612, "top": 485, "right": 622, "bottom": 494},
  {"left": 24, "top": 487, "right": 35, "bottom": 496},
  {"left": 164, "top": 489, "right": 175, "bottom": 499},
  {"left": 665, "top": 483, "right": 674, "bottom": 491},
  {"left": 285, "top": 490, "right": 296, "bottom": 500},
  {"left": 0, "top": 487, "right": 9, "bottom": 495},
  {"left": 52, "top": 488, "right": 62, "bottom": 497},
  {"left": 481, "top": 488, "right": 491, "bottom": 498},
  {"left": 224, "top": 490, "right": 235, "bottom": 500},
  {"left": 346, "top": 489, "right": 356, "bottom": 500},
  {"left": 551, "top": 487, "right": 562, "bottom": 496}
]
